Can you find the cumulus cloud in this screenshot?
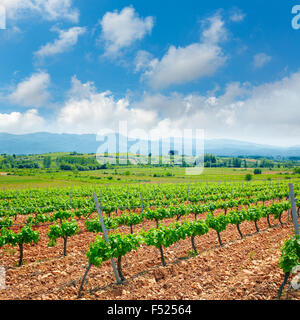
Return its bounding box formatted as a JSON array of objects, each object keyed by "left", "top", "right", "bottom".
[
  {"left": 253, "top": 53, "right": 272, "bottom": 68},
  {"left": 8, "top": 71, "right": 51, "bottom": 107},
  {"left": 143, "top": 43, "right": 226, "bottom": 90},
  {"left": 0, "top": 0, "right": 79, "bottom": 23},
  {"left": 99, "top": 6, "right": 154, "bottom": 56},
  {"left": 3, "top": 69, "right": 300, "bottom": 146},
  {"left": 0, "top": 109, "right": 45, "bottom": 133},
  {"left": 55, "top": 76, "right": 158, "bottom": 133},
  {"left": 201, "top": 14, "right": 227, "bottom": 44},
  {"left": 134, "top": 50, "right": 153, "bottom": 73},
  {"left": 138, "top": 14, "right": 227, "bottom": 90},
  {"left": 34, "top": 26, "right": 86, "bottom": 58},
  {"left": 132, "top": 70, "right": 300, "bottom": 146}
]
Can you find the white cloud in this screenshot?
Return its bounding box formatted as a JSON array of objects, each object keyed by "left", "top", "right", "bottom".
[
  {"left": 139, "top": 14, "right": 227, "bottom": 90},
  {"left": 201, "top": 14, "right": 227, "bottom": 44},
  {"left": 34, "top": 26, "right": 86, "bottom": 58},
  {"left": 8, "top": 71, "right": 51, "bottom": 107},
  {"left": 4, "top": 70, "right": 300, "bottom": 146},
  {"left": 56, "top": 76, "right": 157, "bottom": 133},
  {"left": 0, "top": 0, "right": 79, "bottom": 22},
  {"left": 99, "top": 6, "right": 154, "bottom": 56},
  {"left": 229, "top": 9, "right": 246, "bottom": 22},
  {"left": 0, "top": 109, "right": 45, "bottom": 133},
  {"left": 253, "top": 53, "right": 272, "bottom": 68},
  {"left": 132, "top": 70, "right": 300, "bottom": 146},
  {"left": 143, "top": 43, "right": 226, "bottom": 90},
  {"left": 67, "top": 75, "right": 96, "bottom": 100},
  {"left": 134, "top": 50, "right": 153, "bottom": 73}
]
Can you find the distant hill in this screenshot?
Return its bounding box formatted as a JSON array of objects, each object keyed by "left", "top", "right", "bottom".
[
  {"left": 0, "top": 132, "right": 299, "bottom": 158},
  {"left": 0, "top": 132, "right": 99, "bottom": 155},
  {"left": 202, "top": 139, "right": 300, "bottom": 157}
]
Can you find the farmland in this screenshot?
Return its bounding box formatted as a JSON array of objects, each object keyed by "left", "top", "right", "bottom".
[
  {"left": 2, "top": 0, "right": 300, "bottom": 305},
  {"left": 0, "top": 165, "right": 298, "bottom": 190},
  {"left": 0, "top": 175, "right": 299, "bottom": 300}
]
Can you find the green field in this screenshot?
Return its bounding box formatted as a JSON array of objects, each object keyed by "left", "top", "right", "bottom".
[
  {"left": 0, "top": 151, "right": 299, "bottom": 189},
  {"left": 0, "top": 166, "right": 297, "bottom": 190}
]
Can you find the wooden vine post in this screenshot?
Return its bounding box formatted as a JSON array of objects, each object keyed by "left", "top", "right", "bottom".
[
  {"left": 288, "top": 184, "right": 299, "bottom": 236},
  {"left": 140, "top": 192, "right": 144, "bottom": 227},
  {"left": 94, "top": 192, "right": 122, "bottom": 284},
  {"left": 77, "top": 192, "right": 122, "bottom": 298}
]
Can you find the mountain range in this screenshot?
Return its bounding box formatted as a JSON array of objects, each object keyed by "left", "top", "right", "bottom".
[{"left": 0, "top": 132, "right": 299, "bottom": 158}]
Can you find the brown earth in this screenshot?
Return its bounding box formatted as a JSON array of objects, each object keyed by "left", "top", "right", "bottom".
[{"left": 0, "top": 209, "right": 299, "bottom": 300}]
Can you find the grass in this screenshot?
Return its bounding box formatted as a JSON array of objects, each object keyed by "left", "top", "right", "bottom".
[
  {"left": 0, "top": 175, "right": 81, "bottom": 189},
  {"left": 0, "top": 166, "right": 297, "bottom": 190},
  {"left": 249, "top": 251, "right": 255, "bottom": 261}
]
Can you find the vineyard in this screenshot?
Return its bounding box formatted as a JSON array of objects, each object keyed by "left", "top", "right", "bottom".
[{"left": 0, "top": 180, "right": 299, "bottom": 300}]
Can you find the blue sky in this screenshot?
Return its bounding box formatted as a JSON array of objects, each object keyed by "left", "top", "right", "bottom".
[{"left": 0, "top": 0, "right": 300, "bottom": 146}]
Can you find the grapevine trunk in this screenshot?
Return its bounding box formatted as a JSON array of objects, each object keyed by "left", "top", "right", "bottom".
[
  {"left": 117, "top": 256, "right": 125, "bottom": 281},
  {"left": 236, "top": 223, "right": 243, "bottom": 239},
  {"left": 63, "top": 236, "right": 67, "bottom": 256},
  {"left": 159, "top": 246, "right": 166, "bottom": 266},
  {"left": 278, "top": 272, "right": 290, "bottom": 300},
  {"left": 216, "top": 231, "right": 223, "bottom": 246},
  {"left": 254, "top": 220, "right": 259, "bottom": 233},
  {"left": 191, "top": 236, "right": 198, "bottom": 254},
  {"left": 267, "top": 215, "right": 272, "bottom": 228},
  {"left": 18, "top": 243, "right": 23, "bottom": 267}
]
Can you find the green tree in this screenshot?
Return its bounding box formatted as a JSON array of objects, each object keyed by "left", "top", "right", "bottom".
[
  {"left": 293, "top": 167, "right": 300, "bottom": 174},
  {"left": 43, "top": 156, "right": 52, "bottom": 169},
  {"left": 245, "top": 173, "right": 252, "bottom": 181},
  {"left": 232, "top": 157, "right": 242, "bottom": 168}
]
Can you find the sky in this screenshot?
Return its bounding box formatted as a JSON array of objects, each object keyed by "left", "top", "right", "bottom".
[{"left": 0, "top": 0, "right": 300, "bottom": 146}]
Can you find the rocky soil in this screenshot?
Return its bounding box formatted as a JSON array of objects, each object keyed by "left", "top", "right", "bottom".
[{"left": 0, "top": 209, "right": 299, "bottom": 300}]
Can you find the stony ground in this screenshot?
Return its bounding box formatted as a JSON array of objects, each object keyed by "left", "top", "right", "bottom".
[{"left": 0, "top": 209, "right": 299, "bottom": 300}]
